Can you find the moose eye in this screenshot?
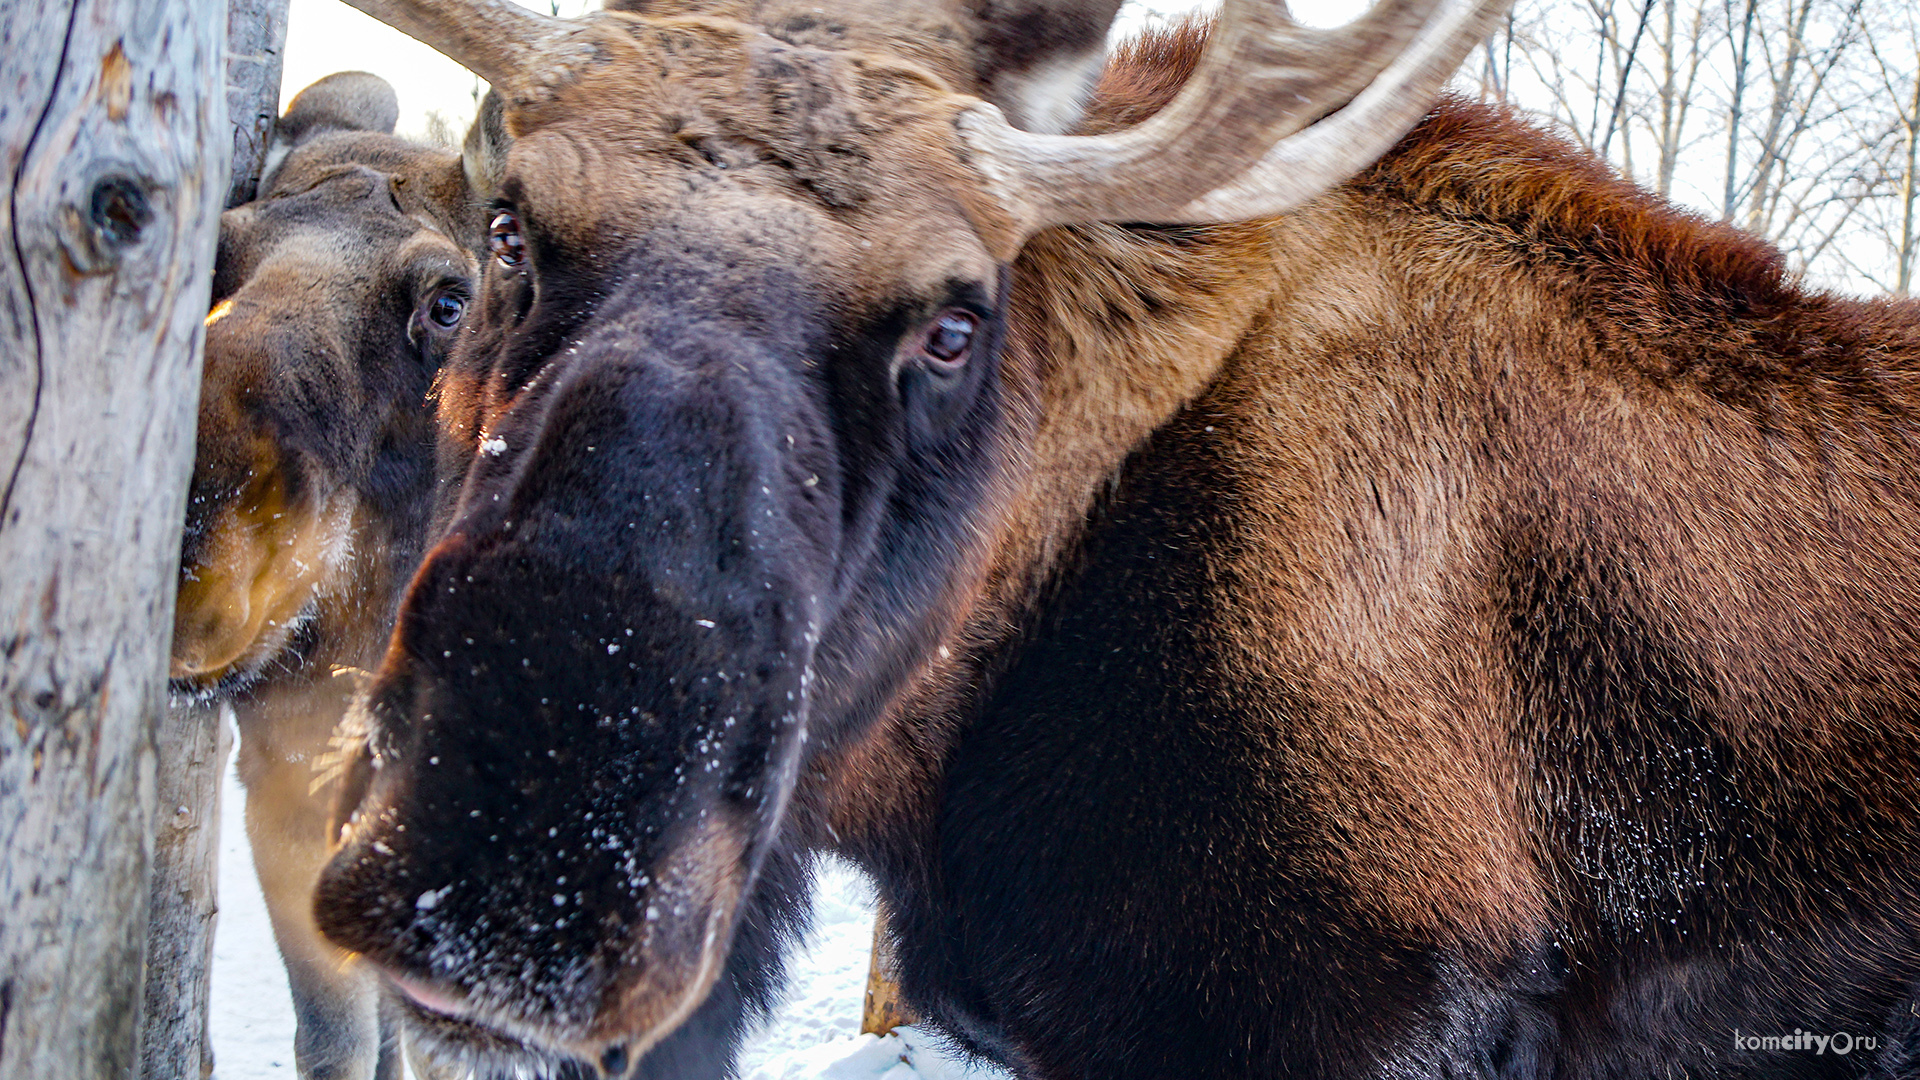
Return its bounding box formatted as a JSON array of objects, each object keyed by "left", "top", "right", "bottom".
[
  {"left": 488, "top": 210, "right": 525, "bottom": 267},
  {"left": 427, "top": 291, "right": 466, "bottom": 328},
  {"left": 921, "top": 310, "right": 977, "bottom": 367},
  {"left": 409, "top": 282, "right": 471, "bottom": 352}
]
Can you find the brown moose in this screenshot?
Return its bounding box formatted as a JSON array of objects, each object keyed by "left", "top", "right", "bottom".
[
  {"left": 281, "top": 1, "right": 1920, "bottom": 1078},
  {"left": 173, "top": 71, "right": 493, "bottom": 1080}
]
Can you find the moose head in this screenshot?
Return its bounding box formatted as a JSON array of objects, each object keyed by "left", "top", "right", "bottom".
[
  {"left": 311, "top": 1, "right": 1507, "bottom": 1073},
  {"left": 174, "top": 71, "right": 483, "bottom": 692}
]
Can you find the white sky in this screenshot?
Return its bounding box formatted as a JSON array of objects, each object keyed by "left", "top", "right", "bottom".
[
  {"left": 281, "top": 0, "right": 594, "bottom": 142},
  {"left": 280, "top": 0, "right": 1369, "bottom": 143}
]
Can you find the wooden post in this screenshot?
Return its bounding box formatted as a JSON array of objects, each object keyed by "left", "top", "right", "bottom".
[
  {"left": 0, "top": 0, "right": 226, "bottom": 1076},
  {"left": 141, "top": 702, "right": 230, "bottom": 1080},
  {"left": 224, "top": 0, "right": 292, "bottom": 207},
  {"left": 861, "top": 901, "right": 920, "bottom": 1035}
]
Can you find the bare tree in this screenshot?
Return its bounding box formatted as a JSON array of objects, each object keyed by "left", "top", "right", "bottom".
[
  {"left": 0, "top": 0, "right": 225, "bottom": 1075},
  {"left": 1857, "top": 13, "right": 1920, "bottom": 294},
  {"left": 1735, "top": 0, "right": 1867, "bottom": 238},
  {"left": 1648, "top": 0, "right": 1716, "bottom": 196},
  {"left": 1494, "top": 0, "right": 1902, "bottom": 289},
  {"left": 1719, "top": 0, "right": 1759, "bottom": 217}
]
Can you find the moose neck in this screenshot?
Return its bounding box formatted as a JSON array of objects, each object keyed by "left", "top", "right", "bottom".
[{"left": 808, "top": 96, "right": 1920, "bottom": 945}]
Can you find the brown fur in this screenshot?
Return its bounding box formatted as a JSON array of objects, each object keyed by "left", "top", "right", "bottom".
[
  {"left": 318, "top": 14, "right": 1920, "bottom": 1079},
  {"left": 177, "top": 72, "right": 487, "bottom": 1080},
  {"left": 809, "top": 22, "right": 1920, "bottom": 1070}
]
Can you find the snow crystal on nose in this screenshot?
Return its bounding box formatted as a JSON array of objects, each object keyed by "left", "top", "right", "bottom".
[{"left": 416, "top": 887, "right": 447, "bottom": 911}]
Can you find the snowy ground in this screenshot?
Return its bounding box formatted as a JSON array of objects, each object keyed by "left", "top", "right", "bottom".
[{"left": 208, "top": 741, "right": 1009, "bottom": 1080}]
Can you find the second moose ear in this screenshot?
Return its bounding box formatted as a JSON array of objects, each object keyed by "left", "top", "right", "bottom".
[
  {"left": 461, "top": 89, "right": 512, "bottom": 203},
  {"left": 263, "top": 72, "right": 401, "bottom": 183},
  {"left": 968, "top": 0, "right": 1125, "bottom": 134}
]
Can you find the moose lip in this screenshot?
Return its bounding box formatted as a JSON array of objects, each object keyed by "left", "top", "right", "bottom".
[
  {"left": 384, "top": 986, "right": 586, "bottom": 1076},
  {"left": 377, "top": 937, "right": 722, "bottom": 1073},
  {"left": 167, "top": 596, "right": 321, "bottom": 700},
  {"left": 382, "top": 971, "right": 573, "bottom": 1061},
  {"left": 324, "top": 809, "right": 757, "bottom": 1060},
  {"left": 387, "top": 972, "right": 468, "bottom": 1018},
  {"left": 170, "top": 484, "right": 357, "bottom": 684}
]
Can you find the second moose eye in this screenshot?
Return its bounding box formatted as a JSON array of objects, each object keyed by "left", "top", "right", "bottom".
[
  {"left": 410, "top": 284, "right": 471, "bottom": 353},
  {"left": 489, "top": 210, "right": 525, "bottom": 267},
  {"left": 921, "top": 310, "right": 977, "bottom": 368}
]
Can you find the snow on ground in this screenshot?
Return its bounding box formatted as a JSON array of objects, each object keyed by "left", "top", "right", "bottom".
[{"left": 210, "top": 743, "right": 1010, "bottom": 1080}]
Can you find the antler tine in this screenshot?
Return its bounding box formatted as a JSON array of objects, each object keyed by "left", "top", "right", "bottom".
[
  {"left": 959, "top": 0, "right": 1508, "bottom": 239},
  {"left": 338, "top": 0, "right": 577, "bottom": 92},
  {"left": 1173, "top": 0, "right": 1514, "bottom": 222}
]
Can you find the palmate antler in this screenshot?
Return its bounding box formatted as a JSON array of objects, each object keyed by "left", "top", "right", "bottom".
[
  {"left": 959, "top": 0, "right": 1514, "bottom": 231},
  {"left": 338, "top": 0, "right": 1512, "bottom": 235}
]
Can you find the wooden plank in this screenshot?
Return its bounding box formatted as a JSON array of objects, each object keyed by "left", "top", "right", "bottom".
[
  {"left": 224, "top": 0, "right": 291, "bottom": 207},
  {"left": 0, "top": 0, "right": 225, "bottom": 1074},
  {"left": 142, "top": 701, "right": 229, "bottom": 1080}
]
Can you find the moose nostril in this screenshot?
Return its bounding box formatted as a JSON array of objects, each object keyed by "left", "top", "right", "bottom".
[{"left": 599, "top": 1043, "right": 629, "bottom": 1077}]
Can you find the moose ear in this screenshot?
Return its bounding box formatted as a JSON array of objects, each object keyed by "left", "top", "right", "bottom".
[
  {"left": 969, "top": 0, "right": 1125, "bottom": 134},
  {"left": 263, "top": 70, "right": 397, "bottom": 188},
  {"left": 276, "top": 71, "right": 401, "bottom": 142},
  {"left": 461, "top": 89, "right": 512, "bottom": 201},
  {"left": 263, "top": 72, "right": 401, "bottom": 182}
]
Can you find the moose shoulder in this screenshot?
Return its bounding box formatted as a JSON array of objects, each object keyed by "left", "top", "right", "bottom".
[{"left": 316, "top": 2, "right": 1920, "bottom": 1078}]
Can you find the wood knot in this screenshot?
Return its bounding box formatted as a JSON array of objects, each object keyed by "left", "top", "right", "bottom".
[
  {"left": 63, "top": 172, "right": 155, "bottom": 274},
  {"left": 90, "top": 175, "right": 151, "bottom": 247}
]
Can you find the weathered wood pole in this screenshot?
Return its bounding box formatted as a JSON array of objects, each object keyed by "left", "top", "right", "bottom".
[
  {"left": 0, "top": 0, "right": 227, "bottom": 1075},
  {"left": 141, "top": 700, "right": 230, "bottom": 1080},
  {"left": 224, "top": 0, "right": 291, "bottom": 208}
]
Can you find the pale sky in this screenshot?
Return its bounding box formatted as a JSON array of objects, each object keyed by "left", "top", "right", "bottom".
[
  {"left": 279, "top": 0, "right": 1369, "bottom": 144},
  {"left": 280, "top": 0, "right": 598, "bottom": 143}
]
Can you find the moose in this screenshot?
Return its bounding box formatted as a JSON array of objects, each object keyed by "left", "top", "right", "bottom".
[
  {"left": 298, "top": 0, "right": 1920, "bottom": 1077},
  {"left": 172, "top": 70, "right": 498, "bottom": 1080}
]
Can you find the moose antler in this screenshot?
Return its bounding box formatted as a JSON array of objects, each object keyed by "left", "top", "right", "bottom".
[
  {"left": 339, "top": 0, "right": 579, "bottom": 92},
  {"left": 961, "top": 0, "right": 1514, "bottom": 235},
  {"left": 339, "top": 0, "right": 1510, "bottom": 236},
  {"left": 1171, "top": 0, "right": 1511, "bottom": 222}
]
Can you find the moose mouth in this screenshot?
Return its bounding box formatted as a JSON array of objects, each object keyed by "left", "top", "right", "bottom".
[
  {"left": 388, "top": 989, "right": 606, "bottom": 1078},
  {"left": 171, "top": 478, "right": 357, "bottom": 690},
  {"left": 366, "top": 879, "right": 741, "bottom": 1069},
  {"left": 380, "top": 893, "right": 737, "bottom": 1079}
]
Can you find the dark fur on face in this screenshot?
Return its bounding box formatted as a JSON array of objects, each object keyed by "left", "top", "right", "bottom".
[{"left": 319, "top": 14, "right": 1920, "bottom": 1080}]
